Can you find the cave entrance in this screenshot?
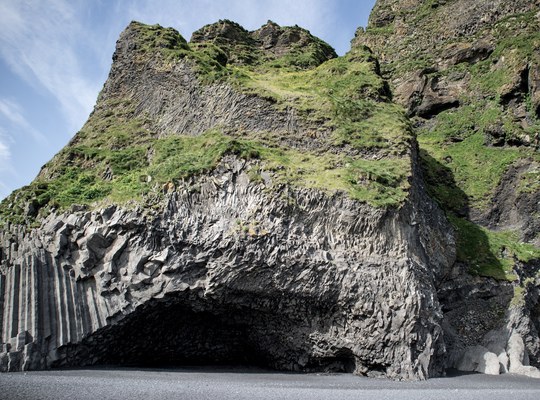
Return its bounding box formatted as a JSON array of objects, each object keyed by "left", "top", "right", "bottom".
[
  {"left": 75, "top": 296, "right": 268, "bottom": 368},
  {"left": 55, "top": 291, "right": 357, "bottom": 373}
]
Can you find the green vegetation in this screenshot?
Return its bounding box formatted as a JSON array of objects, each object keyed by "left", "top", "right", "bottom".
[
  {"left": 449, "top": 215, "right": 540, "bottom": 281},
  {"left": 228, "top": 51, "right": 412, "bottom": 152},
  {"left": 414, "top": 9, "right": 540, "bottom": 280},
  {"left": 1, "top": 126, "right": 410, "bottom": 225},
  {"left": 130, "top": 22, "right": 230, "bottom": 82},
  {"left": 411, "top": 0, "right": 445, "bottom": 24},
  {"left": 0, "top": 21, "right": 415, "bottom": 226},
  {"left": 419, "top": 106, "right": 539, "bottom": 280},
  {"left": 419, "top": 131, "right": 521, "bottom": 210},
  {"left": 518, "top": 169, "right": 540, "bottom": 194},
  {"left": 0, "top": 23, "right": 412, "bottom": 227}
]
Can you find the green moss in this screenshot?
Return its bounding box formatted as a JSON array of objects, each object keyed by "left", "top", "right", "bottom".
[
  {"left": 512, "top": 285, "right": 526, "bottom": 307},
  {"left": 0, "top": 23, "right": 414, "bottom": 226},
  {"left": 417, "top": 103, "right": 529, "bottom": 209},
  {"left": 148, "top": 130, "right": 261, "bottom": 182},
  {"left": 449, "top": 213, "right": 540, "bottom": 282},
  {"left": 411, "top": 0, "right": 444, "bottom": 24},
  {"left": 346, "top": 158, "right": 411, "bottom": 206},
  {"left": 511, "top": 277, "right": 539, "bottom": 307},
  {"left": 518, "top": 169, "right": 540, "bottom": 194},
  {"left": 365, "top": 24, "right": 395, "bottom": 36},
  {"left": 490, "top": 11, "right": 540, "bottom": 59},
  {"left": 130, "top": 22, "right": 229, "bottom": 83},
  {"left": 228, "top": 51, "right": 411, "bottom": 153},
  {"left": 1, "top": 127, "right": 411, "bottom": 226},
  {"left": 130, "top": 22, "right": 412, "bottom": 155},
  {"left": 447, "top": 214, "right": 540, "bottom": 281},
  {"left": 421, "top": 133, "right": 520, "bottom": 208}
]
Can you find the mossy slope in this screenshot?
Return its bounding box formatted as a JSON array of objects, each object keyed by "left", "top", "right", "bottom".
[
  {"left": 354, "top": 0, "right": 540, "bottom": 281},
  {"left": 0, "top": 20, "right": 414, "bottom": 226}
]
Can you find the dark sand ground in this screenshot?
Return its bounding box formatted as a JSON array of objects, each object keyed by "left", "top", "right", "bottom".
[{"left": 1, "top": 367, "right": 539, "bottom": 400}]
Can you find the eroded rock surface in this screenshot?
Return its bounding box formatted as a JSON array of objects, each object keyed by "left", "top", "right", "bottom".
[
  {"left": 1, "top": 2, "right": 540, "bottom": 381},
  {"left": 0, "top": 156, "right": 454, "bottom": 379}
]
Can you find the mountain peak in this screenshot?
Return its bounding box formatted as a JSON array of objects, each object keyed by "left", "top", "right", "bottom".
[{"left": 190, "top": 19, "right": 336, "bottom": 67}]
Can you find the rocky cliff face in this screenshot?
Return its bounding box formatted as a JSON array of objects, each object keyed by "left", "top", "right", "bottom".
[
  {"left": 0, "top": 2, "right": 539, "bottom": 380},
  {"left": 355, "top": 0, "right": 540, "bottom": 377},
  {"left": 0, "top": 157, "right": 453, "bottom": 379}
]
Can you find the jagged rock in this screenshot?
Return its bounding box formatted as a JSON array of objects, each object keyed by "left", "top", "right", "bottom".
[
  {"left": 508, "top": 333, "right": 540, "bottom": 378},
  {"left": 445, "top": 41, "right": 494, "bottom": 66},
  {"left": 250, "top": 21, "right": 336, "bottom": 63},
  {"left": 0, "top": 17, "right": 457, "bottom": 379},
  {"left": 393, "top": 71, "right": 462, "bottom": 117},
  {"left": 354, "top": 0, "right": 540, "bottom": 139},
  {"left": 528, "top": 63, "right": 540, "bottom": 118},
  {"left": 495, "top": 50, "right": 530, "bottom": 102},
  {"left": 1, "top": 1, "right": 540, "bottom": 382},
  {"left": 0, "top": 156, "right": 455, "bottom": 379},
  {"left": 415, "top": 91, "right": 460, "bottom": 118},
  {"left": 190, "top": 19, "right": 336, "bottom": 67},
  {"left": 455, "top": 345, "right": 501, "bottom": 375},
  {"left": 477, "top": 159, "right": 540, "bottom": 245},
  {"left": 483, "top": 123, "right": 507, "bottom": 147},
  {"left": 482, "top": 329, "right": 510, "bottom": 373}
]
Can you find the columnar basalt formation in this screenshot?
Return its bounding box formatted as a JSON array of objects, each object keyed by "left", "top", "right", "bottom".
[
  {"left": 0, "top": 157, "right": 454, "bottom": 378},
  {"left": 1, "top": 1, "right": 539, "bottom": 380}
]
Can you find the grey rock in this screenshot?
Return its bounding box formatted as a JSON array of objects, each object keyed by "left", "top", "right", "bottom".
[
  {"left": 0, "top": 156, "right": 455, "bottom": 380},
  {"left": 507, "top": 332, "right": 540, "bottom": 378},
  {"left": 455, "top": 345, "right": 500, "bottom": 375},
  {"left": 475, "top": 159, "right": 540, "bottom": 245}
]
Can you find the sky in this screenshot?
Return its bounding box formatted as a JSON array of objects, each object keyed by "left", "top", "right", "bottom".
[{"left": 0, "top": 0, "right": 377, "bottom": 200}]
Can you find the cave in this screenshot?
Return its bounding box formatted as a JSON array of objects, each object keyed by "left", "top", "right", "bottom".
[{"left": 52, "top": 291, "right": 357, "bottom": 373}]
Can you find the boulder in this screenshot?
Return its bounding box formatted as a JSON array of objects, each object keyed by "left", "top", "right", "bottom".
[{"left": 455, "top": 345, "right": 501, "bottom": 375}]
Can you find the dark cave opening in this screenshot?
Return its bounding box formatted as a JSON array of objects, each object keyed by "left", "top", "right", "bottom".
[
  {"left": 68, "top": 298, "right": 268, "bottom": 368},
  {"left": 54, "top": 291, "right": 357, "bottom": 374}
]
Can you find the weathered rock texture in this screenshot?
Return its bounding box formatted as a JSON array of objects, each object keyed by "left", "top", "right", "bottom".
[
  {"left": 355, "top": 0, "right": 540, "bottom": 146},
  {"left": 190, "top": 19, "right": 336, "bottom": 67},
  {"left": 0, "top": 155, "right": 454, "bottom": 379},
  {"left": 1, "top": 1, "right": 540, "bottom": 381},
  {"left": 354, "top": 0, "right": 540, "bottom": 378},
  {"left": 0, "top": 18, "right": 456, "bottom": 380}
]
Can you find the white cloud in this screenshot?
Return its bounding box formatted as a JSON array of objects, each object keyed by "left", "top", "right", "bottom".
[
  {"left": 0, "top": 138, "right": 10, "bottom": 167},
  {"left": 0, "top": 129, "right": 14, "bottom": 199},
  {"left": 0, "top": 0, "right": 101, "bottom": 132},
  {"left": 0, "top": 0, "right": 341, "bottom": 140},
  {"left": 0, "top": 98, "right": 47, "bottom": 143}
]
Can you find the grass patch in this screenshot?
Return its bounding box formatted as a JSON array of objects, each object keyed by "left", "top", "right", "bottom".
[
  {"left": 419, "top": 132, "right": 521, "bottom": 208},
  {"left": 518, "top": 169, "right": 540, "bottom": 194},
  {"left": 229, "top": 50, "right": 412, "bottom": 153},
  {"left": 346, "top": 158, "right": 411, "bottom": 206},
  {"left": 448, "top": 214, "right": 540, "bottom": 281},
  {"left": 0, "top": 128, "right": 411, "bottom": 225},
  {"left": 417, "top": 102, "right": 530, "bottom": 209}
]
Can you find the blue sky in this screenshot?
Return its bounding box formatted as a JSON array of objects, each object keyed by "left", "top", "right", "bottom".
[{"left": 0, "top": 0, "right": 376, "bottom": 200}]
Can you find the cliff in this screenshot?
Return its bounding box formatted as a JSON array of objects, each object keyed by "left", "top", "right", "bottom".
[
  {"left": 354, "top": 0, "right": 540, "bottom": 376},
  {"left": 0, "top": 2, "right": 539, "bottom": 380}
]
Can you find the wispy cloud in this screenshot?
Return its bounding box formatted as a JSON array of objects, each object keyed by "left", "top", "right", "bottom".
[
  {"left": 0, "top": 128, "right": 15, "bottom": 199},
  {"left": 0, "top": 0, "right": 101, "bottom": 132},
  {"left": 0, "top": 98, "right": 47, "bottom": 143},
  {"left": 0, "top": 134, "right": 10, "bottom": 168},
  {"left": 0, "top": 0, "right": 342, "bottom": 138}
]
